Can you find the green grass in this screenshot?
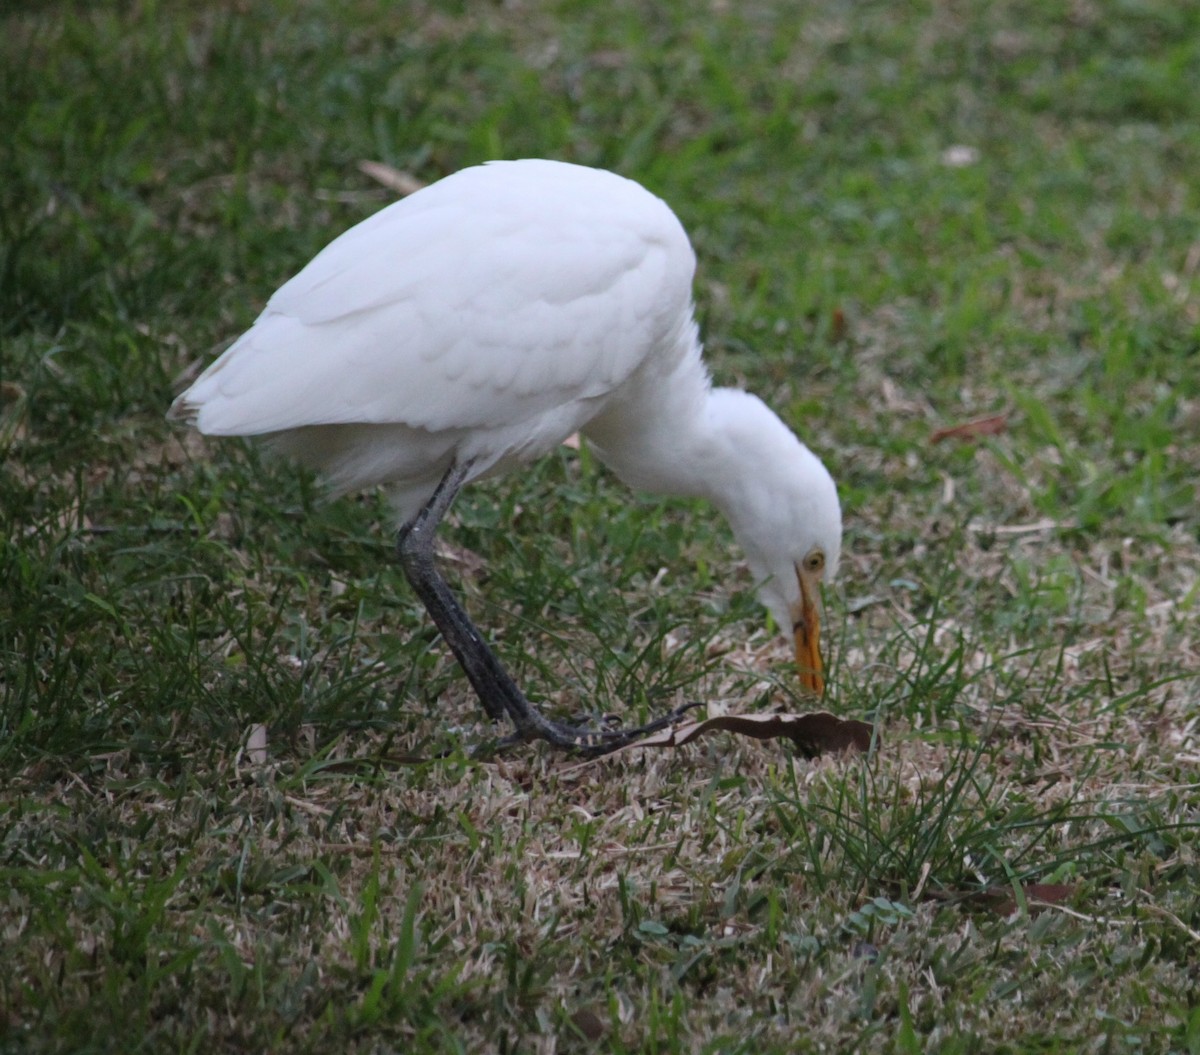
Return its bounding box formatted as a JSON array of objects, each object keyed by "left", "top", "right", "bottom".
[{"left": 3, "top": 0, "right": 1199, "bottom": 1051}]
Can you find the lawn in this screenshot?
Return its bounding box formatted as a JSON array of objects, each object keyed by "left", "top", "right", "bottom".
[{"left": 2, "top": 0, "right": 1198, "bottom": 1051}]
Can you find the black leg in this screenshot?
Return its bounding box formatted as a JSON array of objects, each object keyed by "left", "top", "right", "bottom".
[{"left": 396, "top": 459, "right": 699, "bottom": 755}]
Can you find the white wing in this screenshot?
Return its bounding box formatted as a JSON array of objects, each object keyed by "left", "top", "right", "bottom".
[{"left": 174, "top": 160, "right": 696, "bottom": 438}]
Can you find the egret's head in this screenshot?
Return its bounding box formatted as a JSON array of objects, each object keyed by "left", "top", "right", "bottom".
[
  {"left": 709, "top": 390, "right": 842, "bottom": 695},
  {"left": 742, "top": 453, "right": 841, "bottom": 696}
]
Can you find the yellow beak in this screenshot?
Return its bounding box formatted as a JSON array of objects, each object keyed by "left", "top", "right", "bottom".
[{"left": 792, "top": 568, "right": 824, "bottom": 696}]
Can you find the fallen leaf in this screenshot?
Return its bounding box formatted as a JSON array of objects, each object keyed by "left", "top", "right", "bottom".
[
  {"left": 977, "top": 882, "right": 1076, "bottom": 916},
  {"left": 357, "top": 160, "right": 425, "bottom": 196},
  {"left": 930, "top": 413, "right": 1008, "bottom": 444},
  {"left": 616, "top": 710, "right": 874, "bottom": 758},
  {"left": 831, "top": 307, "right": 847, "bottom": 342},
  {"left": 589, "top": 49, "right": 627, "bottom": 70},
  {"left": 568, "top": 1007, "right": 607, "bottom": 1041},
  {"left": 243, "top": 723, "right": 269, "bottom": 766}
]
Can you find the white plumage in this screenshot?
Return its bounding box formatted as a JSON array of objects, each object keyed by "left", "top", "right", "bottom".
[{"left": 171, "top": 159, "right": 841, "bottom": 750}]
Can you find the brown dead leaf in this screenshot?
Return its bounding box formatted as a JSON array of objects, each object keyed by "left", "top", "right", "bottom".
[
  {"left": 589, "top": 49, "right": 628, "bottom": 70},
  {"left": 929, "top": 413, "right": 1008, "bottom": 444},
  {"left": 976, "top": 882, "right": 1077, "bottom": 916},
  {"left": 617, "top": 710, "right": 874, "bottom": 759},
  {"left": 568, "top": 1007, "right": 607, "bottom": 1041},
  {"left": 831, "top": 307, "right": 847, "bottom": 342},
  {"left": 357, "top": 160, "right": 426, "bottom": 196}
]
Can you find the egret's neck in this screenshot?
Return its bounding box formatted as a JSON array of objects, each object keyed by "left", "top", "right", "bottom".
[
  {"left": 581, "top": 328, "right": 723, "bottom": 500},
  {"left": 582, "top": 334, "right": 798, "bottom": 514}
]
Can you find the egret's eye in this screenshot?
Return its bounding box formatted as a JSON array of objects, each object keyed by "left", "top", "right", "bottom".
[{"left": 802, "top": 550, "right": 825, "bottom": 574}]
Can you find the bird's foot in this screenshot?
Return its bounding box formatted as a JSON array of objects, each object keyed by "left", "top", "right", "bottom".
[{"left": 492, "top": 700, "right": 704, "bottom": 757}]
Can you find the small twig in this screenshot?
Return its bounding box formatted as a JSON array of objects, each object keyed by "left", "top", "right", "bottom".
[
  {"left": 1133, "top": 900, "right": 1200, "bottom": 946},
  {"left": 1036, "top": 899, "right": 1200, "bottom": 946}
]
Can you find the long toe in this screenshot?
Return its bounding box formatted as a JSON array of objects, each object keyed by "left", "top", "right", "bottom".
[{"left": 512, "top": 701, "right": 703, "bottom": 756}]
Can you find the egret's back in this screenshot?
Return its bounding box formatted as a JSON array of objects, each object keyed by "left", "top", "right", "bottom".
[{"left": 170, "top": 160, "right": 699, "bottom": 512}]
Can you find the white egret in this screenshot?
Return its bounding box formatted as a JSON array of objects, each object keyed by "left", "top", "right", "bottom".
[{"left": 170, "top": 159, "right": 841, "bottom": 753}]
